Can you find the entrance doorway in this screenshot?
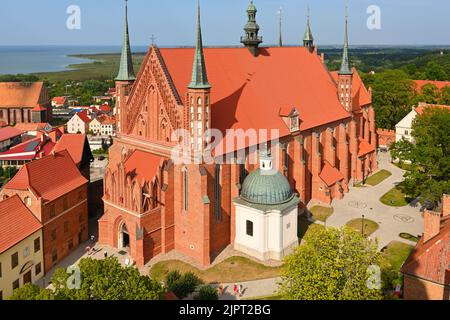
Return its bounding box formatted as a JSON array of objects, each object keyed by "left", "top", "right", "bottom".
[
  {"left": 23, "top": 270, "right": 32, "bottom": 285},
  {"left": 118, "top": 223, "right": 130, "bottom": 250}
]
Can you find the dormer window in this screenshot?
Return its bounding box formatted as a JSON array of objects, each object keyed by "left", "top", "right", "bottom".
[{"left": 290, "top": 113, "right": 299, "bottom": 132}]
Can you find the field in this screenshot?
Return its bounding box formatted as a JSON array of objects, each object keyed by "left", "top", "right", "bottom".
[{"left": 35, "top": 53, "right": 146, "bottom": 82}]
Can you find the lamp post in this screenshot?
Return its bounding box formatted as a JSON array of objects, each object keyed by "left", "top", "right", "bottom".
[{"left": 361, "top": 214, "right": 365, "bottom": 236}]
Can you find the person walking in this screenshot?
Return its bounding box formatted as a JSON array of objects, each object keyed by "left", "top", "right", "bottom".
[
  {"left": 238, "top": 284, "right": 244, "bottom": 298},
  {"left": 233, "top": 284, "right": 238, "bottom": 296}
]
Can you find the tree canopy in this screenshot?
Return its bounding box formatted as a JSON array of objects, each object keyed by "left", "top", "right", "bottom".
[
  {"left": 9, "top": 257, "right": 165, "bottom": 300},
  {"left": 390, "top": 107, "right": 450, "bottom": 206},
  {"left": 279, "top": 227, "right": 383, "bottom": 300}
]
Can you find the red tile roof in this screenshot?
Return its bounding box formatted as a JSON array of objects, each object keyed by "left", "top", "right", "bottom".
[
  {"left": 159, "top": 47, "right": 351, "bottom": 141},
  {"left": 415, "top": 103, "right": 450, "bottom": 115},
  {"left": 124, "top": 150, "right": 164, "bottom": 184},
  {"left": 32, "top": 104, "right": 47, "bottom": 112},
  {"left": 15, "top": 122, "right": 51, "bottom": 132},
  {"left": 76, "top": 110, "right": 92, "bottom": 124},
  {"left": 0, "top": 126, "right": 22, "bottom": 142},
  {"left": 0, "top": 195, "right": 42, "bottom": 254},
  {"left": 414, "top": 80, "right": 450, "bottom": 92},
  {"left": 3, "top": 150, "right": 88, "bottom": 202},
  {"left": 53, "top": 134, "right": 87, "bottom": 165},
  {"left": 401, "top": 216, "right": 450, "bottom": 285},
  {"left": 358, "top": 138, "right": 376, "bottom": 158},
  {"left": 52, "top": 96, "right": 67, "bottom": 104},
  {"left": 0, "top": 82, "right": 47, "bottom": 108},
  {"left": 99, "top": 104, "right": 112, "bottom": 112},
  {"left": 319, "top": 161, "right": 344, "bottom": 187}
]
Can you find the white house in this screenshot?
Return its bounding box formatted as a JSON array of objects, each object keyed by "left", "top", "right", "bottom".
[
  {"left": 89, "top": 118, "right": 102, "bottom": 135},
  {"left": 100, "top": 116, "right": 116, "bottom": 137},
  {"left": 233, "top": 151, "right": 299, "bottom": 261},
  {"left": 67, "top": 110, "right": 91, "bottom": 134},
  {"left": 396, "top": 102, "right": 450, "bottom": 143}
]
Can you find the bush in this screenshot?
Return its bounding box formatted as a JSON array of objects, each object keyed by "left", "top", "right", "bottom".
[
  {"left": 194, "top": 285, "right": 219, "bottom": 301},
  {"left": 165, "top": 271, "right": 202, "bottom": 299}
]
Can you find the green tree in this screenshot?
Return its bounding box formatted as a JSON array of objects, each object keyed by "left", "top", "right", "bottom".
[
  {"left": 371, "top": 70, "right": 416, "bottom": 129},
  {"left": 413, "top": 83, "right": 440, "bottom": 105},
  {"left": 10, "top": 258, "right": 165, "bottom": 300},
  {"left": 165, "top": 271, "right": 202, "bottom": 299},
  {"left": 390, "top": 107, "right": 450, "bottom": 206},
  {"left": 279, "top": 227, "right": 383, "bottom": 300},
  {"left": 194, "top": 285, "right": 219, "bottom": 301},
  {"left": 439, "top": 86, "right": 450, "bottom": 105},
  {"left": 425, "top": 61, "right": 447, "bottom": 81}
]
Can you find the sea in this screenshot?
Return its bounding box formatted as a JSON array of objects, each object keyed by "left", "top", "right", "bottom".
[{"left": 0, "top": 45, "right": 149, "bottom": 75}]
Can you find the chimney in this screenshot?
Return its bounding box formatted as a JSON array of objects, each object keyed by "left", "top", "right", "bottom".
[
  {"left": 442, "top": 194, "right": 450, "bottom": 217},
  {"left": 423, "top": 210, "right": 442, "bottom": 243}
]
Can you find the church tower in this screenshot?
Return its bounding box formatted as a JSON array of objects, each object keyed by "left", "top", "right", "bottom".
[
  {"left": 337, "top": 10, "right": 353, "bottom": 111},
  {"left": 116, "top": 0, "right": 136, "bottom": 134},
  {"left": 303, "top": 8, "right": 315, "bottom": 53},
  {"left": 187, "top": 1, "right": 211, "bottom": 161},
  {"left": 241, "top": 1, "right": 263, "bottom": 57}
]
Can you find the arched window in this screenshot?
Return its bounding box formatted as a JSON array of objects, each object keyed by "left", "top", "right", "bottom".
[
  {"left": 214, "top": 165, "right": 222, "bottom": 222},
  {"left": 197, "top": 97, "right": 202, "bottom": 106}
]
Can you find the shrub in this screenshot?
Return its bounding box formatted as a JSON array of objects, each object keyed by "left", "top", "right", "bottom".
[
  {"left": 194, "top": 285, "right": 219, "bottom": 301},
  {"left": 166, "top": 271, "right": 202, "bottom": 299}
]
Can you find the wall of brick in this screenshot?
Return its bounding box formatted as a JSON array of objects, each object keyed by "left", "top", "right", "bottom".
[{"left": 403, "top": 275, "right": 448, "bottom": 300}]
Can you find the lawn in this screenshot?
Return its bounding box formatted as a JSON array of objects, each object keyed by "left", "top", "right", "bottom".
[
  {"left": 298, "top": 217, "right": 325, "bottom": 240},
  {"left": 382, "top": 241, "right": 414, "bottom": 271},
  {"left": 380, "top": 187, "right": 409, "bottom": 207},
  {"left": 309, "top": 206, "right": 334, "bottom": 222},
  {"left": 149, "top": 256, "right": 282, "bottom": 284},
  {"left": 357, "top": 170, "right": 392, "bottom": 187},
  {"left": 346, "top": 218, "right": 379, "bottom": 236}
]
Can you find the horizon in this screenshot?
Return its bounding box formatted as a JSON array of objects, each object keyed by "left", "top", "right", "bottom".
[{"left": 1, "top": 0, "right": 450, "bottom": 47}]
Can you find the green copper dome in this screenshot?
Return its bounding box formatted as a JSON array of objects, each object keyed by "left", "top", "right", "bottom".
[{"left": 241, "top": 169, "right": 294, "bottom": 205}]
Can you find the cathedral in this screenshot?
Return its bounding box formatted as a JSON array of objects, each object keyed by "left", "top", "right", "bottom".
[{"left": 98, "top": 1, "right": 377, "bottom": 267}]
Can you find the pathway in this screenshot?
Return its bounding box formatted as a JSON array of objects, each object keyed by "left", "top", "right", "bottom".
[{"left": 325, "top": 152, "right": 423, "bottom": 249}]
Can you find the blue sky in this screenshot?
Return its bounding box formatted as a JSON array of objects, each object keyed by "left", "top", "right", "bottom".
[{"left": 1, "top": 0, "right": 449, "bottom": 46}]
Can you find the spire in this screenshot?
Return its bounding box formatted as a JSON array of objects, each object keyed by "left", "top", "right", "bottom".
[
  {"left": 116, "top": 0, "right": 136, "bottom": 81},
  {"left": 303, "top": 6, "right": 315, "bottom": 53},
  {"left": 188, "top": 1, "right": 211, "bottom": 90},
  {"left": 339, "top": 7, "right": 352, "bottom": 75},
  {"left": 278, "top": 8, "right": 283, "bottom": 47},
  {"left": 241, "top": 1, "right": 263, "bottom": 56}
]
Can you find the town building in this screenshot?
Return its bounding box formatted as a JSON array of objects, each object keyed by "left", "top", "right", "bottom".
[
  {"left": 98, "top": 1, "right": 377, "bottom": 267},
  {"left": 1, "top": 150, "right": 89, "bottom": 272},
  {"left": 0, "top": 127, "right": 23, "bottom": 152},
  {"left": 67, "top": 110, "right": 92, "bottom": 134},
  {"left": 414, "top": 80, "right": 449, "bottom": 92},
  {"left": 51, "top": 96, "right": 69, "bottom": 108},
  {"left": 0, "top": 82, "right": 52, "bottom": 125},
  {"left": 100, "top": 116, "right": 116, "bottom": 136},
  {"left": 401, "top": 195, "right": 450, "bottom": 300},
  {"left": 395, "top": 103, "right": 450, "bottom": 143},
  {"left": 0, "top": 195, "right": 43, "bottom": 300},
  {"left": 89, "top": 117, "right": 102, "bottom": 135}
]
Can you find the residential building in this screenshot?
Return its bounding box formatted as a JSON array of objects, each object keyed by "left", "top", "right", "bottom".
[
  {"left": 395, "top": 103, "right": 450, "bottom": 143},
  {"left": 0, "top": 82, "right": 52, "bottom": 125},
  {"left": 98, "top": 2, "right": 377, "bottom": 267},
  {"left": 67, "top": 110, "right": 92, "bottom": 134},
  {"left": 0, "top": 127, "right": 23, "bottom": 152},
  {"left": 0, "top": 195, "right": 43, "bottom": 300},
  {"left": 1, "top": 150, "right": 89, "bottom": 272},
  {"left": 89, "top": 118, "right": 102, "bottom": 135},
  {"left": 401, "top": 195, "right": 450, "bottom": 300},
  {"left": 100, "top": 116, "right": 116, "bottom": 136},
  {"left": 51, "top": 96, "right": 69, "bottom": 108}
]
